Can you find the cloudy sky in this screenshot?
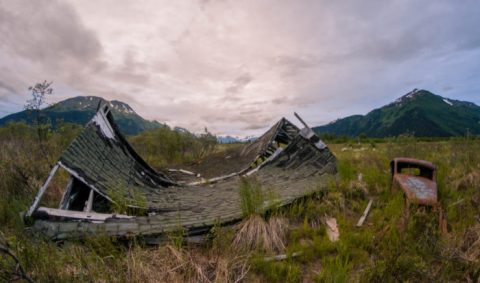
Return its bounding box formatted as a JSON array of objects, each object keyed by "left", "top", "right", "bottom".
[{"left": 1, "top": 0, "right": 479, "bottom": 135}]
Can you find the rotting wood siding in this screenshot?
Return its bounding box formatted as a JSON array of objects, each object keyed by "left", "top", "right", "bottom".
[{"left": 27, "top": 103, "right": 337, "bottom": 240}]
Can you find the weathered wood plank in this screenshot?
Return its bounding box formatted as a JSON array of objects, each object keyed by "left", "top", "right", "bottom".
[
  {"left": 27, "top": 164, "right": 60, "bottom": 217},
  {"left": 84, "top": 189, "right": 94, "bottom": 212},
  {"left": 59, "top": 177, "right": 73, "bottom": 209},
  {"left": 36, "top": 207, "right": 132, "bottom": 221},
  {"left": 356, "top": 199, "right": 373, "bottom": 227},
  {"left": 264, "top": 251, "right": 303, "bottom": 262},
  {"left": 168, "top": 168, "right": 196, "bottom": 176}
]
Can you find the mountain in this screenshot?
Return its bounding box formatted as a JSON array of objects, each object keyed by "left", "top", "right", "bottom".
[
  {"left": 0, "top": 96, "right": 163, "bottom": 135},
  {"left": 217, "top": 135, "right": 257, "bottom": 144},
  {"left": 313, "top": 89, "right": 480, "bottom": 137}
]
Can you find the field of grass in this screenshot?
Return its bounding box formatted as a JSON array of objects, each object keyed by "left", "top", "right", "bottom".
[{"left": 1, "top": 124, "right": 479, "bottom": 282}]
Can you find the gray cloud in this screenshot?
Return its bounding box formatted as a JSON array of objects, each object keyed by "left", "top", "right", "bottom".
[
  {"left": 242, "top": 123, "right": 270, "bottom": 131},
  {"left": 273, "top": 55, "right": 325, "bottom": 77},
  {"left": 271, "top": 97, "right": 290, "bottom": 105},
  {"left": 0, "top": 81, "right": 17, "bottom": 95},
  {"left": 0, "top": 0, "right": 479, "bottom": 136},
  {"left": 226, "top": 73, "right": 253, "bottom": 94},
  {"left": 442, "top": 86, "right": 454, "bottom": 92},
  {"left": 0, "top": 0, "right": 105, "bottom": 114},
  {"left": 0, "top": 0, "right": 103, "bottom": 69},
  {"left": 108, "top": 50, "right": 150, "bottom": 84}
]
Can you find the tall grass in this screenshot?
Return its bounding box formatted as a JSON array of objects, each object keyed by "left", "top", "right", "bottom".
[
  {"left": 234, "top": 177, "right": 289, "bottom": 254},
  {"left": 238, "top": 177, "right": 264, "bottom": 217},
  {"left": 1, "top": 120, "right": 480, "bottom": 282}
]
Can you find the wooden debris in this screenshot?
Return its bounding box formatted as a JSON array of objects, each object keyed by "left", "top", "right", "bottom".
[
  {"left": 168, "top": 168, "right": 196, "bottom": 176},
  {"left": 264, "top": 251, "right": 303, "bottom": 262},
  {"left": 59, "top": 177, "right": 73, "bottom": 209},
  {"left": 35, "top": 207, "right": 133, "bottom": 222},
  {"left": 294, "top": 112, "right": 326, "bottom": 149},
  {"left": 326, "top": 217, "right": 339, "bottom": 242},
  {"left": 356, "top": 199, "right": 373, "bottom": 227},
  {"left": 294, "top": 112, "right": 310, "bottom": 129},
  {"left": 26, "top": 163, "right": 59, "bottom": 217},
  {"left": 25, "top": 104, "right": 338, "bottom": 240},
  {"left": 84, "top": 189, "right": 94, "bottom": 212},
  {"left": 186, "top": 172, "right": 239, "bottom": 186}
]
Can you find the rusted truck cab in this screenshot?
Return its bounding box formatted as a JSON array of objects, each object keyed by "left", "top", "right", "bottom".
[
  {"left": 390, "top": 157, "right": 447, "bottom": 233},
  {"left": 390, "top": 158, "right": 437, "bottom": 205}
]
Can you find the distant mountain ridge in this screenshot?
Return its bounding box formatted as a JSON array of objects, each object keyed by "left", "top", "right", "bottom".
[
  {"left": 0, "top": 96, "right": 163, "bottom": 135},
  {"left": 313, "top": 89, "right": 480, "bottom": 137},
  {"left": 217, "top": 135, "right": 257, "bottom": 144}
]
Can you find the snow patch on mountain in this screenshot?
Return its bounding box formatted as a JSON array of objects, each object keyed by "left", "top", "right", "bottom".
[
  {"left": 110, "top": 101, "right": 136, "bottom": 114},
  {"left": 443, "top": 98, "right": 453, "bottom": 106}
]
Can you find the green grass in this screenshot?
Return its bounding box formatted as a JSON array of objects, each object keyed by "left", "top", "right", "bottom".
[
  {"left": 252, "top": 257, "right": 302, "bottom": 283},
  {"left": 238, "top": 177, "right": 265, "bottom": 217},
  {"left": 1, "top": 122, "right": 480, "bottom": 282}
]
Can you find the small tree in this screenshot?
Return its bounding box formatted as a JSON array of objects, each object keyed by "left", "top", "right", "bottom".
[
  {"left": 197, "top": 127, "right": 217, "bottom": 158},
  {"left": 358, "top": 133, "right": 367, "bottom": 143},
  {"left": 25, "top": 81, "right": 53, "bottom": 112},
  {"left": 24, "top": 81, "right": 53, "bottom": 164}
]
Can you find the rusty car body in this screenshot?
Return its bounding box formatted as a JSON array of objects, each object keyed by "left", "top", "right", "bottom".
[
  {"left": 390, "top": 157, "right": 447, "bottom": 232},
  {"left": 390, "top": 157, "right": 438, "bottom": 205}
]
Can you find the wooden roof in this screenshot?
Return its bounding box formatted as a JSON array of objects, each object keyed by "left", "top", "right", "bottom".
[{"left": 30, "top": 103, "right": 337, "bottom": 239}]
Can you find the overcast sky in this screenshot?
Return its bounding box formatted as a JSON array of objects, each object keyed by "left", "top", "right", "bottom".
[{"left": 1, "top": 0, "right": 479, "bottom": 136}]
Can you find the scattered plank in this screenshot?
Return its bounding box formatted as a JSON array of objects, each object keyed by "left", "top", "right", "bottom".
[
  {"left": 356, "top": 199, "right": 373, "bottom": 227},
  {"left": 187, "top": 172, "right": 238, "bottom": 186},
  {"left": 326, "top": 217, "right": 339, "bottom": 242},
  {"left": 168, "top": 168, "right": 196, "bottom": 176},
  {"left": 264, "top": 251, "right": 303, "bottom": 262}
]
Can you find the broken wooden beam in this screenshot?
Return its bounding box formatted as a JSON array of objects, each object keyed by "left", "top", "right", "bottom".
[
  {"left": 168, "top": 168, "right": 196, "bottom": 176},
  {"left": 27, "top": 163, "right": 60, "bottom": 217},
  {"left": 84, "top": 189, "right": 94, "bottom": 212},
  {"left": 326, "top": 217, "right": 339, "bottom": 242},
  {"left": 186, "top": 172, "right": 238, "bottom": 186},
  {"left": 59, "top": 177, "right": 73, "bottom": 209},
  {"left": 294, "top": 112, "right": 326, "bottom": 149},
  {"left": 35, "top": 207, "right": 133, "bottom": 222},
  {"left": 294, "top": 112, "right": 310, "bottom": 129},
  {"left": 264, "top": 251, "right": 303, "bottom": 262},
  {"left": 356, "top": 199, "right": 373, "bottom": 227}
]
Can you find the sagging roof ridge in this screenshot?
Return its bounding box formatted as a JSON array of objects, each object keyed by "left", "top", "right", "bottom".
[
  {"left": 26, "top": 102, "right": 338, "bottom": 237},
  {"left": 57, "top": 102, "right": 177, "bottom": 194},
  {"left": 51, "top": 102, "right": 330, "bottom": 210}
]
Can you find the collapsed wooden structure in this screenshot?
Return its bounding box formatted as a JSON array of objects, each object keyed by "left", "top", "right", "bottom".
[{"left": 26, "top": 103, "right": 337, "bottom": 240}]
